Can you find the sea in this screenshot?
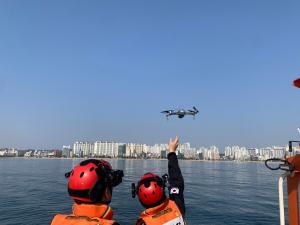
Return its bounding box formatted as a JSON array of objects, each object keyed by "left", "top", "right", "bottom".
[{"left": 0, "top": 158, "right": 285, "bottom": 225}]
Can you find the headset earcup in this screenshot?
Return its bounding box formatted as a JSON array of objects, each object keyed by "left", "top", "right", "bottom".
[{"left": 89, "top": 181, "right": 104, "bottom": 202}]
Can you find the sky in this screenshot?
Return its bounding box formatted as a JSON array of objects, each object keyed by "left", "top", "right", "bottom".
[{"left": 0, "top": 0, "right": 300, "bottom": 150}]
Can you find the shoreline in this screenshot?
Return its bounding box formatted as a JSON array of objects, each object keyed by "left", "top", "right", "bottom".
[{"left": 0, "top": 156, "right": 266, "bottom": 163}]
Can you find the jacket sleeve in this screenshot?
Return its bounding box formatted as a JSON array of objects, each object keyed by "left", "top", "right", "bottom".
[{"left": 167, "top": 152, "right": 185, "bottom": 217}]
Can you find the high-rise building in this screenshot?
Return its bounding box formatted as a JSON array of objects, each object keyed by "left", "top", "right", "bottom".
[
  {"left": 203, "top": 146, "right": 220, "bottom": 160},
  {"left": 125, "top": 143, "right": 148, "bottom": 157},
  {"left": 259, "top": 147, "right": 272, "bottom": 160},
  {"left": 94, "top": 141, "right": 119, "bottom": 157},
  {"left": 148, "top": 144, "right": 167, "bottom": 158},
  {"left": 118, "top": 144, "right": 126, "bottom": 157},
  {"left": 62, "top": 145, "right": 72, "bottom": 158},
  {"left": 73, "top": 141, "right": 93, "bottom": 157}
]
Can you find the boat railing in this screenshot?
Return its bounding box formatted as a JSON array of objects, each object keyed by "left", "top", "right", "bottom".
[{"left": 278, "top": 172, "right": 289, "bottom": 225}]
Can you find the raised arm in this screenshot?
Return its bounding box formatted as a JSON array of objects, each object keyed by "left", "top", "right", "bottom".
[{"left": 167, "top": 137, "right": 185, "bottom": 217}]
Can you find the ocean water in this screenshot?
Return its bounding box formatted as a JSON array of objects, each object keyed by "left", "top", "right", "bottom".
[{"left": 0, "top": 158, "right": 284, "bottom": 225}]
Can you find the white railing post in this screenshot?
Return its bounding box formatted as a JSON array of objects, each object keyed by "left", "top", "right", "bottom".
[{"left": 279, "top": 172, "right": 289, "bottom": 225}]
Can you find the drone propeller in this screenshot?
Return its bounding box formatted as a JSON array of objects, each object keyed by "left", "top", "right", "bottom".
[
  {"left": 193, "top": 106, "right": 199, "bottom": 113},
  {"left": 161, "top": 110, "right": 173, "bottom": 114}
]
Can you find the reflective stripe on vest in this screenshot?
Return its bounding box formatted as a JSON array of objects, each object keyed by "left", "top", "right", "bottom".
[
  {"left": 72, "top": 203, "right": 113, "bottom": 219},
  {"left": 139, "top": 199, "right": 185, "bottom": 225},
  {"left": 50, "top": 214, "right": 118, "bottom": 225}
]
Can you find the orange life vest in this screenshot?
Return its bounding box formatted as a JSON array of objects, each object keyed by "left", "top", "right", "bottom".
[
  {"left": 51, "top": 203, "right": 119, "bottom": 225},
  {"left": 137, "top": 198, "right": 185, "bottom": 225}
]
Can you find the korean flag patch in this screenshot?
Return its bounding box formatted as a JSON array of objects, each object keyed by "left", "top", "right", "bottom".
[{"left": 170, "top": 187, "right": 179, "bottom": 194}]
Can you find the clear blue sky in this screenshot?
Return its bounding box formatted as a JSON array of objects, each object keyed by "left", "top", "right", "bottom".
[{"left": 0, "top": 0, "right": 299, "bottom": 149}]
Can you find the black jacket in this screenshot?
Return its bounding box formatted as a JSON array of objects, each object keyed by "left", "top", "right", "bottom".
[{"left": 167, "top": 152, "right": 185, "bottom": 217}]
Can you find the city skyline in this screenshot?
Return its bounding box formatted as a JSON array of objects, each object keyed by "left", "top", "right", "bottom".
[
  {"left": 0, "top": 138, "right": 292, "bottom": 153},
  {"left": 0, "top": 1, "right": 300, "bottom": 149},
  {"left": 1, "top": 138, "right": 290, "bottom": 161}
]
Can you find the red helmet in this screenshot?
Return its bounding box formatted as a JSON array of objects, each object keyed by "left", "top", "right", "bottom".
[
  {"left": 294, "top": 78, "right": 300, "bottom": 88},
  {"left": 65, "top": 159, "right": 119, "bottom": 203},
  {"left": 136, "top": 173, "right": 166, "bottom": 208}
]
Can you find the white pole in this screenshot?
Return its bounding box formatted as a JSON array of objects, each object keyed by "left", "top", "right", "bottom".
[{"left": 279, "top": 172, "right": 288, "bottom": 225}]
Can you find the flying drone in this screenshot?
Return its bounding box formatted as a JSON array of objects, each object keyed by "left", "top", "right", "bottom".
[{"left": 161, "top": 106, "right": 199, "bottom": 119}]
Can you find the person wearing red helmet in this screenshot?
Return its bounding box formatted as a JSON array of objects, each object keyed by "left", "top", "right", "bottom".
[
  {"left": 50, "top": 159, "right": 124, "bottom": 225},
  {"left": 132, "top": 136, "right": 186, "bottom": 225}
]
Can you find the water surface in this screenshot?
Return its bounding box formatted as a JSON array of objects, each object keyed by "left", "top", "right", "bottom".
[{"left": 0, "top": 158, "right": 283, "bottom": 225}]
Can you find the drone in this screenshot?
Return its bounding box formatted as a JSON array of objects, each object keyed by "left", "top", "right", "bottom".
[{"left": 161, "top": 106, "right": 199, "bottom": 119}]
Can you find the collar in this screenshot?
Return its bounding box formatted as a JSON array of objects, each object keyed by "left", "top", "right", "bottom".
[
  {"left": 73, "top": 203, "right": 113, "bottom": 219},
  {"left": 143, "top": 198, "right": 169, "bottom": 215}
]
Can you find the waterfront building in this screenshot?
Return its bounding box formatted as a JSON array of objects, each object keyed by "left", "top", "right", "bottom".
[
  {"left": 24, "top": 151, "right": 33, "bottom": 157},
  {"left": 271, "top": 146, "right": 285, "bottom": 158},
  {"left": 224, "top": 146, "right": 250, "bottom": 161},
  {"left": 197, "top": 147, "right": 207, "bottom": 160},
  {"left": 234, "top": 146, "right": 249, "bottom": 161},
  {"left": 247, "top": 148, "right": 259, "bottom": 160},
  {"left": 148, "top": 144, "right": 167, "bottom": 158},
  {"left": 62, "top": 145, "right": 72, "bottom": 158},
  {"left": 94, "top": 141, "right": 119, "bottom": 157},
  {"left": 258, "top": 147, "right": 272, "bottom": 160},
  {"left": 73, "top": 141, "right": 94, "bottom": 157},
  {"left": 48, "top": 151, "right": 55, "bottom": 157},
  {"left": 70, "top": 150, "right": 74, "bottom": 158},
  {"left": 178, "top": 143, "right": 197, "bottom": 159},
  {"left": 242, "top": 147, "right": 250, "bottom": 160},
  {"left": 125, "top": 143, "right": 148, "bottom": 158},
  {"left": 177, "top": 143, "right": 191, "bottom": 155},
  {"left": 0, "top": 148, "right": 18, "bottom": 157},
  {"left": 118, "top": 144, "right": 126, "bottom": 157},
  {"left": 183, "top": 147, "right": 197, "bottom": 159},
  {"left": 161, "top": 150, "right": 167, "bottom": 158},
  {"left": 51, "top": 150, "right": 62, "bottom": 157},
  {"left": 203, "top": 146, "right": 220, "bottom": 160},
  {"left": 247, "top": 148, "right": 258, "bottom": 157},
  {"left": 33, "top": 150, "right": 40, "bottom": 157},
  {"left": 198, "top": 151, "right": 204, "bottom": 160},
  {"left": 224, "top": 146, "right": 233, "bottom": 159},
  {"left": 210, "top": 146, "right": 220, "bottom": 160},
  {"left": 0, "top": 150, "right": 5, "bottom": 157}
]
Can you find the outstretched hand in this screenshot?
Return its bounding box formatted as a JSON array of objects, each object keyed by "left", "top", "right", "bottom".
[{"left": 168, "top": 136, "right": 179, "bottom": 153}]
